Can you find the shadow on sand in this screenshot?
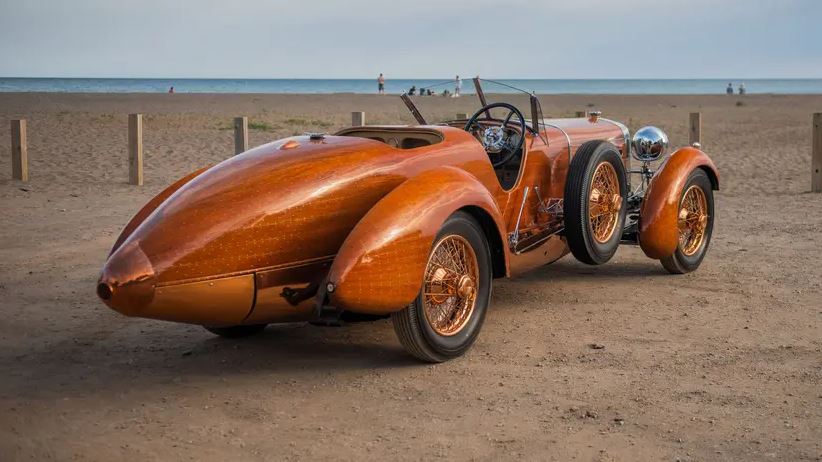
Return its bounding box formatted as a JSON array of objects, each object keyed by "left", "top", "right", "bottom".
[{"left": 3, "top": 257, "right": 666, "bottom": 400}]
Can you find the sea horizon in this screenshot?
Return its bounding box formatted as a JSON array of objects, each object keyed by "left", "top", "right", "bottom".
[{"left": 1, "top": 77, "right": 821, "bottom": 94}]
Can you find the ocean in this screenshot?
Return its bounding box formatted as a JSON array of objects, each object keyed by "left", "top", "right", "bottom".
[{"left": 1, "top": 78, "right": 820, "bottom": 94}]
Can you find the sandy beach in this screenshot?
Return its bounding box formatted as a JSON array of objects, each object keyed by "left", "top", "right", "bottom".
[{"left": 0, "top": 92, "right": 820, "bottom": 461}]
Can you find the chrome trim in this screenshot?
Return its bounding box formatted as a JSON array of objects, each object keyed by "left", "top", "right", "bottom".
[
  {"left": 508, "top": 186, "right": 530, "bottom": 249},
  {"left": 539, "top": 120, "right": 573, "bottom": 162},
  {"left": 601, "top": 117, "right": 631, "bottom": 190},
  {"left": 631, "top": 126, "right": 669, "bottom": 162},
  {"left": 514, "top": 231, "right": 560, "bottom": 255},
  {"left": 600, "top": 117, "right": 630, "bottom": 157}
]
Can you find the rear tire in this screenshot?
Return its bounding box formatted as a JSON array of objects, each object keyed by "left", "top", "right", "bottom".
[
  {"left": 392, "top": 211, "right": 491, "bottom": 363},
  {"left": 564, "top": 141, "right": 628, "bottom": 265},
  {"left": 660, "top": 169, "right": 714, "bottom": 274},
  {"left": 204, "top": 324, "right": 267, "bottom": 338}
]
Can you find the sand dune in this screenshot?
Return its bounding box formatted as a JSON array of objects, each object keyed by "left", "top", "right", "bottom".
[{"left": 0, "top": 93, "right": 820, "bottom": 461}]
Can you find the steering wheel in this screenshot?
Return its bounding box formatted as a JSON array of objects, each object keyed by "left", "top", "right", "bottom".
[{"left": 464, "top": 102, "right": 527, "bottom": 168}]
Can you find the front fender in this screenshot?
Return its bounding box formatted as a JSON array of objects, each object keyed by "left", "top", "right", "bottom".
[
  {"left": 110, "top": 165, "right": 211, "bottom": 255},
  {"left": 327, "top": 167, "right": 506, "bottom": 315},
  {"left": 639, "top": 147, "right": 719, "bottom": 259}
]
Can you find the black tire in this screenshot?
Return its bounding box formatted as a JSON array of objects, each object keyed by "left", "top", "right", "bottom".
[
  {"left": 564, "top": 141, "right": 628, "bottom": 265},
  {"left": 204, "top": 324, "right": 267, "bottom": 338},
  {"left": 391, "top": 211, "right": 492, "bottom": 363},
  {"left": 661, "top": 169, "right": 714, "bottom": 274}
]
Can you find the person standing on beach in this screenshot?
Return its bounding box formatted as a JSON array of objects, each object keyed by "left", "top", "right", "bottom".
[
  {"left": 454, "top": 75, "right": 462, "bottom": 97},
  {"left": 726, "top": 82, "right": 733, "bottom": 95},
  {"left": 738, "top": 82, "right": 746, "bottom": 95},
  {"left": 378, "top": 73, "right": 385, "bottom": 95},
  {"left": 168, "top": 86, "right": 174, "bottom": 94}
]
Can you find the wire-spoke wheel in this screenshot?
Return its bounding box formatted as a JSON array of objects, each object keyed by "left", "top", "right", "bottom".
[
  {"left": 661, "top": 169, "right": 714, "bottom": 274},
  {"left": 589, "top": 161, "right": 622, "bottom": 243},
  {"left": 392, "top": 212, "right": 491, "bottom": 362},
  {"left": 564, "top": 141, "right": 628, "bottom": 265},
  {"left": 678, "top": 185, "right": 708, "bottom": 256},
  {"left": 422, "top": 235, "right": 479, "bottom": 336}
]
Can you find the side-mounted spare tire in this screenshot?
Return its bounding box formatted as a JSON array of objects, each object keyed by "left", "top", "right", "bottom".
[{"left": 563, "top": 141, "right": 628, "bottom": 265}]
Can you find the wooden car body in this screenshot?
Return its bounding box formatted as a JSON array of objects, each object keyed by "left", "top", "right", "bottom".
[{"left": 98, "top": 110, "right": 718, "bottom": 328}]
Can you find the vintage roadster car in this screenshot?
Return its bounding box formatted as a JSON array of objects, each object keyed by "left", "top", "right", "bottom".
[{"left": 97, "top": 79, "right": 718, "bottom": 362}]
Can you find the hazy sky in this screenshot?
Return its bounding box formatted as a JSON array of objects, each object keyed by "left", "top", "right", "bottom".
[{"left": 0, "top": 0, "right": 820, "bottom": 78}]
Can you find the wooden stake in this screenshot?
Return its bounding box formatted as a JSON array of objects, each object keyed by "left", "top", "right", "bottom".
[
  {"left": 128, "top": 114, "right": 143, "bottom": 186},
  {"left": 689, "top": 112, "right": 702, "bottom": 147},
  {"left": 11, "top": 119, "right": 28, "bottom": 182},
  {"left": 352, "top": 111, "right": 365, "bottom": 127},
  {"left": 234, "top": 117, "right": 248, "bottom": 155},
  {"left": 813, "top": 113, "right": 822, "bottom": 193}
]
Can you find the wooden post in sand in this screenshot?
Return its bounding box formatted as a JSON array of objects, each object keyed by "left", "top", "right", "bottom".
[
  {"left": 456, "top": 113, "right": 467, "bottom": 120},
  {"left": 128, "top": 114, "right": 143, "bottom": 186},
  {"left": 689, "top": 112, "right": 702, "bottom": 147},
  {"left": 352, "top": 111, "right": 365, "bottom": 127},
  {"left": 234, "top": 117, "right": 248, "bottom": 155},
  {"left": 575, "top": 111, "right": 586, "bottom": 118},
  {"left": 11, "top": 119, "right": 28, "bottom": 182},
  {"left": 813, "top": 113, "right": 822, "bottom": 193}
]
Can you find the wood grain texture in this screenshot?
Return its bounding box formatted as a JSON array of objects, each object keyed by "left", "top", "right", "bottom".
[
  {"left": 351, "top": 111, "right": 365, "bottom": 127},
  {"left": 234, "top": 116, "right": 248, "bottom": 155},
  {"left": 99, "top": 118, "right": 644, "bottom": 324},
  {"left": 11, "top": 119, "right": 28, "bottom": 182},
  {"left": 689, "top": 112, "right": 702, "bottom": 146},
  {"left": 128, "top": 114, "right": 143, "bottom": 185},
  {"left": 639, "top": 147, "right": 719, "bottom": 259}
]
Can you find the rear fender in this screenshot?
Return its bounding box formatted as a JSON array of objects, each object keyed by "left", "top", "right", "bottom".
[
  {"left": 327, "top": 167, "right": 507, "bottom": 315},
  {"left": 110, "top": 165, "right": 211, "bottom": 255},
  {"left": 639, "top": 147, "right": 719, "bottom": 259}
]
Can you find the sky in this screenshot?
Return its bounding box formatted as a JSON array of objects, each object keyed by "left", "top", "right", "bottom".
[{"left": 0, "top": 0, "right": 820, "bottom": 79}]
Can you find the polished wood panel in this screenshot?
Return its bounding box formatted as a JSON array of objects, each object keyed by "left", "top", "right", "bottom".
[
  {"left": 100, "top": 126, "right": 501, "bottom": 321},
  {"left": 639, "top": 147, "right": 719, "bottom": 259},
  {"left": 247, "top": 257, "right": 333, "bottom": 324},
  {"left": 328, "top": 167, "right": 506, "bottom": 314},
  {"left": 111, "top": 165, "right": 212, "bottom": 255}
]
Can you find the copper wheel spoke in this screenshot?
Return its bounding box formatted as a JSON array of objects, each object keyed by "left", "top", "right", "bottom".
[
  {"left": 678, "top": 185, "right": 708, "bottom": 256},
  {"left": 422, "top": 235, "right": 479, "bottom": 336},
  {"left": 588, "top": 162, "right": 620, "bottom": 243}
]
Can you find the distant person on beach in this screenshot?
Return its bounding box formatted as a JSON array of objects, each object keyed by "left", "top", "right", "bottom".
[
  {"left": 726, "top": 83, "right": 733, "bottom": 95},
  {"left": 454, "top": 75, "right": 462, "bottom": 97},
  {"left": 408, "top": 85, "right": 416, "bottom": 96},
  {"left": 168, "top": 86, "right": 174, "bottom": 94},
  {"left": 426, "top": 89, "right": 433, "bottom": 96},
  {"left": 738, "top": 82, "right": 746, "bottom": 95},
  {"left": 377, "top": 73, "right": 385, "bottom": 95}
]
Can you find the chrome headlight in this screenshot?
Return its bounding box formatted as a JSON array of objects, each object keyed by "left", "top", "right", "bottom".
[{"left": 631, "top": 126, "right": 669, "bottom": 162}]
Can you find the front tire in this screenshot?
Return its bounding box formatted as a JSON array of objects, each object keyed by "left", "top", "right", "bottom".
[
  {"left": 204, "top": 324, "right": 267, "bottom": 338},
  {"left": 391, "top": 211, "right": 492, "bottom": 363},
  {"left": 564, "top": 141, "right": 628, "bottom": 265},
  {"left": 660, "top": 169, "right": 714, "bottom": 274}
]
